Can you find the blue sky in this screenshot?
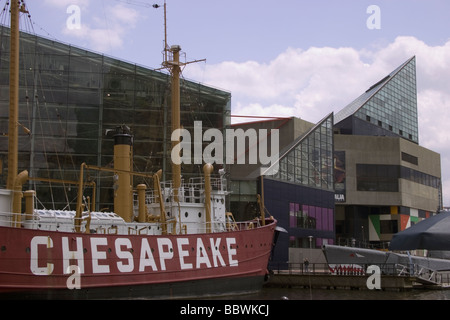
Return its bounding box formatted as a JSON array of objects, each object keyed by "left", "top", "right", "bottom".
[
  {"left": 24, "top": 1, "right": 450, "bottom": 66},
  {"left": 11, "top": 0, "right": 450, "bottom": 206}
]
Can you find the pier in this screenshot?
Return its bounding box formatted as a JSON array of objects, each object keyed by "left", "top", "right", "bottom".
[{"left": 266, "top": 263, "right": 450, "bottom": 291}]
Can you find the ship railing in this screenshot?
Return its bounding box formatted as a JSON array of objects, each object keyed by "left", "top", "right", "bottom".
[
  {"left": 155, "top": 177, "right": 225, "bottom": 192},
  {"left": 0, "top": 210, "right": 50, "bottom": 225},
  {"left": 335, "top": 237, "right": 390, "bottom": 250},
  {"left": 0, "top": 210, "right": 30, "bottom": 226},
  {"left": 188, "top": 177, "right": 225, "bottom": 192},
  {"left": 135, "top": 177, "right": 226, "bottom": 205},
  {"left": 0, "top": 209, "right": 124, "bottom": 230},
  {"left": 169, "top": 219, "right": 262, "bottom": 234},
  {"left": 1, "top": 210, "right": 262, "bottom": 235}
]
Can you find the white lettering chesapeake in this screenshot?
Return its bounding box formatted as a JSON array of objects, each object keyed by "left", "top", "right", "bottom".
[
  {"left": 210, "top": 238, "right": 226, "bottom": 267},
  {"left": 157, "top": 238, "right": 173, "bottom": 271},
  {"left": 226, "top": 238, "right": 238, "bottom": 266},
  {"left": 196, "top": 238, "right": 212, "bottom": 268},
  {"left": 91, "top": 238, "right": 110, "bottom": 273},
  {"left": 115, "top": 238, "right": 134, "bottom": 273},
  {"left": 177, "top": 238, "right": 193, "bottom": 270},
  {"left": 30, "top": 236, "right": 54, "bottom": 275},
  {"left": 139, "top": 238, "right": 158, "bottom": 271},
  {"left": 62, "top": 237, "right": 84, "bottom": 274}
]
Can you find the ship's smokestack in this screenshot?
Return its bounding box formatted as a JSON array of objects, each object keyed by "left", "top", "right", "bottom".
[{"left": 113, "top": 125, "right": 133, "bottom": 222}]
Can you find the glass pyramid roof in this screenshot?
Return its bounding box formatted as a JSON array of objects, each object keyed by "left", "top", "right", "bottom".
[{"left": 334, "top": 56, "right": 418, "bottom": 143}]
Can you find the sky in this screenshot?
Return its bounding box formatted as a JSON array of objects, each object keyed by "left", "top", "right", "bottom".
[{"left": 11, "top": 0, "right": 450, "bottom": 206}]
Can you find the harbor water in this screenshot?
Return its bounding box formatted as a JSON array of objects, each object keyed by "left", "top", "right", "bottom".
[{"left": 233, "top": 286, "right": 450, "bottom": 300}]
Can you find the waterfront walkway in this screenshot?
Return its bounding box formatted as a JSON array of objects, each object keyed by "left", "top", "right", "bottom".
[{"left": 266, "top": 262, "right": 450, "bottom": 291}]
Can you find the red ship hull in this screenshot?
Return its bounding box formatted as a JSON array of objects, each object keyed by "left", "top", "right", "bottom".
[{"left": 0, "top": 219, "right": 276, "bottom": 299}]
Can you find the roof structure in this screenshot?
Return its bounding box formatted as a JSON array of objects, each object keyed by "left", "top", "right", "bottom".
[
  {"left": 260, "top": 113, "right": 334, "bottom": 192},
  {"left": 334, "top": 56, "right": 418, "bottom": 143}
]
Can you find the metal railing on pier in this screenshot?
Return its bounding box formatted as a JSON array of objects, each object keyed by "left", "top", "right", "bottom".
[
  {"left": 269, "top": 262, "right": 373, "bottom": 275},
  {"left": 269, "top": 262, "right": 450, "bottom": 288},
  {"left": 270, "top": 262, "right": 445, "bottom": 277}
]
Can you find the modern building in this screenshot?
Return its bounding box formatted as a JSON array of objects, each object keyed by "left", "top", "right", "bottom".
[
  {"left": 0, "top": 26, "right": 231, "bottom": 210},
  {"left": 229, "top": 115, "right": 335, "bottom": 265},
  {"left": 333, "top": 56, "right": 442, "bottom": 247},
  {"left": 0, "top": 25, "right": 442, "bottom": 265}
]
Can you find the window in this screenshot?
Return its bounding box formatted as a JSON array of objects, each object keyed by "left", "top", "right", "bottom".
[
  {"left": 357, "top": 164, "right": 440, "bottom": 191},
  {"left": 380, "top": 220, "right": 398, "bottom": 234},
  {"left": 356, "top": 164, "right": 399, "bottom": 192},
  {"left": 289, "top": 203, "right": 333, "bottom": 231},
  {"left": 400, "top": 166, "right": 440, "bottom": 188},
  {"left": 401, "top": 152, "right": 418, "bottom": 165},
  {"left": 273, "top": 115, "right": 334, "bottom": 191}
]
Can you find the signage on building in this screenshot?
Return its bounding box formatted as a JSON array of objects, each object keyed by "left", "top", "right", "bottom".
[{"left": 334, "top": 151, "right": 346, "bottom": 203}]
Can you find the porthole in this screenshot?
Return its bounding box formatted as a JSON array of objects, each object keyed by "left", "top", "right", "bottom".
[
  {"left": 198, "top": 212, "right": 202, "bottom": 218},
  {"left": 185, "top": 212, "right": 189, "bottom": 218}
]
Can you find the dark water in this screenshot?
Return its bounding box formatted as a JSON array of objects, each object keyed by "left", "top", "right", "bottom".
[{"left": 223, "top": 286, "right": 450, "bottom": 300}]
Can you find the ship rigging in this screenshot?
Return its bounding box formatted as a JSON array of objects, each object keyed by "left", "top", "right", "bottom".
[{"left": 0, "top": 0, "right": 277, "bottom": 299}]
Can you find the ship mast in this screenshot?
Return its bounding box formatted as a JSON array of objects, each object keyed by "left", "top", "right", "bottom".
[
  {"left": 7, "top": 1, "right": 30, "bottom": 225},
  {"left": 154, "top": 1, "right": 205, "bottom": 202},
  {"left": 7, "top": 0, "right": 20, "bottom": 191},
  {"left": 168, "top": 44, "right": 182, "bottom": 201}
]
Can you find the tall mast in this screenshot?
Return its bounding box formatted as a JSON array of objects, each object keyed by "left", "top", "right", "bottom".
[
  {"left": 168, "top": 45, "right": 182, "bottom": 202},
  {"left": 7, "top": 0, "right": 20, "bottom": 190},
  {"left": 154, "top": 2, "right": 205, "bottom": 202}
]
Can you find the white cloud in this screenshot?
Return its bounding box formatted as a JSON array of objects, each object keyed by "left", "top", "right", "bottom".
[
  {"left": 61, "top": 3, "right": 140, "bottom": 52},
  {"left": 184, "top": 36, "right": 450, "bottom": 206},
  {"left": 43, "top": 0, "right": 89, "bottom": 9}
]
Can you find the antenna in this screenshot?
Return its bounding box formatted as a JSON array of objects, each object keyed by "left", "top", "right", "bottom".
[
  {"left": 152, "top": 1, "right": 206, "bottom": 70},
  {"left": 152, "top": 1, "right": 169, "bottom": 65}
]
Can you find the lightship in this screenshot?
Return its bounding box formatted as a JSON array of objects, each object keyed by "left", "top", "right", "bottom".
[{"left": 0, "top": 1, "right": 277, "bottom": 299}]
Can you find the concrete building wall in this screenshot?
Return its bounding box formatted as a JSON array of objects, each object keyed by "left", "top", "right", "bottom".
[
  {"left": 229, "top": 117, "right": 314, "bottom": 180},
  {"left": 335, "top": 134, "right": 441, "bottom": 243},
  {"left": 335, "top": 134, "right": 441, "bottom": 212}
]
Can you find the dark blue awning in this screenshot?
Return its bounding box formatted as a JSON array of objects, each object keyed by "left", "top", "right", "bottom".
[{"left": 389, "top": 211, "right": 450, "bottom": 250}]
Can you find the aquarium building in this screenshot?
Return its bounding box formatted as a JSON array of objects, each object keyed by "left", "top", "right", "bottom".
[
  {"left": 333, "top": 56, "right": 442, "bottom": 246},
  {"left": 0, "top": 26, "right": 231, "bottom": 211}
]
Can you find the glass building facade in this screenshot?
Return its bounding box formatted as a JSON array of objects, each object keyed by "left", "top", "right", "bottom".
[
  {"left": 272, "top": 114, "right": 334, "bottom": 191},
  {"left": 334, "top": 56, "right": 418, "bottom": 144},
  {"left": 333, "top": 56, "right": 442, "bottom": 246},
  {"left": 263, "top": 114, "right": 335, "bottom": 260},
  {"left": 0, "top": 26, "right": 231, "bottom": 210}
]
